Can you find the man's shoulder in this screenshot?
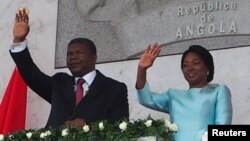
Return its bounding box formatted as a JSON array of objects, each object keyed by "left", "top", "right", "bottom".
[
  {"left": 52, "top": 72, "right": 72, "bottom": 80},
  {"left": 96, "top": 70, "right": 125, "bottom": 86}
]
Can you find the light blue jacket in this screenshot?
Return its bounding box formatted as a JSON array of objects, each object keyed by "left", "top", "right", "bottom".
[{"left": 136, "top": 83, "right": 232, "bottom": 141}]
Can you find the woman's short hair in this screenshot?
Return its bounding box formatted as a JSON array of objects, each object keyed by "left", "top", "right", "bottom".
[{"left": 181, "top": 45, "right": 214, "bottom": 82}]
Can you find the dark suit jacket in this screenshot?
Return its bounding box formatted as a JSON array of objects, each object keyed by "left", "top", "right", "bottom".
[{"left": 10, "top": 48, "right": 129, "bottom": 128}]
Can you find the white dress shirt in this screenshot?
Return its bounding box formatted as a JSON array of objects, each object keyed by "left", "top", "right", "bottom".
[
  {"left": 75, "top": 70, "right": 96, "bottom": 95},
  {"left": 9, "top": 39, "right": 27, "bottom": 52}
]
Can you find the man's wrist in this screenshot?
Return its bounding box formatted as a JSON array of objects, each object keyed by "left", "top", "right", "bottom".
[
  {"left": 13, "top": 38, "right": 25, "bottom": 43},
  {"left": 10, "top": 39, "right": 27, "bottom": 52}
]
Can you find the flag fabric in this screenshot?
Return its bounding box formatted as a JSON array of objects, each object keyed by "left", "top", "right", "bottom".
[{"left": 0, "top": 68, "right": 27, "bottom": 135}]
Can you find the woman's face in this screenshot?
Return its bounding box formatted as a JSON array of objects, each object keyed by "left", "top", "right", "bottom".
[{"left": 182, "top": 52, "right": 208, "bottom": 88}]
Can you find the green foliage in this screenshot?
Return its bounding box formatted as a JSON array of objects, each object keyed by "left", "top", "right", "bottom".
[{"left": 1, "top": 117, "right": 176, "bottom": 141}]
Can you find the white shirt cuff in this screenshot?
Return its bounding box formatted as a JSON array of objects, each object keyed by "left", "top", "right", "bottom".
[{"left": 9, "top": 39, "right": 27, "bottom": 53}]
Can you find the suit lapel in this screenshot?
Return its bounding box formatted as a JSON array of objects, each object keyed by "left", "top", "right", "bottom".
[
  {"left": 71, "top": 70, "right": 106, "bottom": 118},
  {"left": 82, "top": 70, "right": 106, "bottom": 102}
]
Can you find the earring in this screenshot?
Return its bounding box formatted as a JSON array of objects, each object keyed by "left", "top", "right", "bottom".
[{"left": 207, "top": 71, "right": 209, "bottom": 75}]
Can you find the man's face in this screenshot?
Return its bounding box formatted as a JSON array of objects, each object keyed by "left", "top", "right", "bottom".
[{"left": 66, "top": 43, "right": 96, "bottom": 77}]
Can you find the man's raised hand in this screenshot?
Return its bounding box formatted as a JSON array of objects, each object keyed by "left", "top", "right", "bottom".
[{"left": 13, "top": 7, "right": 30, "bottom": 43}]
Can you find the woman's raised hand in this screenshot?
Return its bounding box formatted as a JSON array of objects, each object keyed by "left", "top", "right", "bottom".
[{"left": 138, "top": 43, "right": 161, "bottom": 70}]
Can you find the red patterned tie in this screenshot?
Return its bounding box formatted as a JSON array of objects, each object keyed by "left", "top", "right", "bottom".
[{"left": 75, "top": 78, "right": 85, "bottom": 106}]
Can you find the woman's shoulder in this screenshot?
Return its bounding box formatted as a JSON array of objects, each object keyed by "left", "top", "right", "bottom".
[
  {"left": 200, "top": 83, "right": 230, "bottom": 94},
  {"left": 160, "top": 83, "right": 230, "bottom": 95},
  {"left": 215, "top": 83, "right": 231, "bottom": 94},
  {"left": 206, "top": 83, "right": 230, "bottom": 90}
]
